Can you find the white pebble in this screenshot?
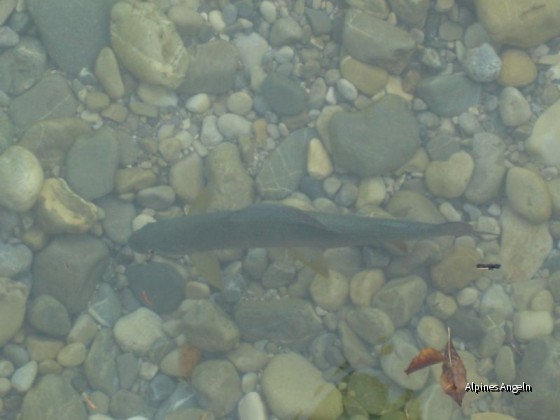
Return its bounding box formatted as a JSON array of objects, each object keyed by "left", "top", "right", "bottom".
[
  {"left": 238, "top": 391, "right": 267, "bottom": 420},
  {"left": 208, "top": 10, "right": 226, "bottom": 32},
  {"left": 185, "top": 93, "right": 211, "bottom": 113}
]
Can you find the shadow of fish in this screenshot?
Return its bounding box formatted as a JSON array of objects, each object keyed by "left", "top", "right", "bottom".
[{"left": 128, "top": 204, "right": 474, "bottom": 255}]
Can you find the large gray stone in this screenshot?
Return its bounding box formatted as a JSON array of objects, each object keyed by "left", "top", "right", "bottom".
[
  {"left": 178, "top": 299, "right": 239, "bottom": 353},
  {"left": 179, "top": 40, "right": 238, "bottom": 94},
  {"left": 372, "top": 275, "right": 427, "bottom": 327},
  {"left": 260, "top": 72, "right": 309, "bottom": 116},
  {"left": 464, "top": 133, "right": 506, "bottom": 204},
  {"left": 256, "top": 127, "right": 314, "bottom": 199},
  {"left": 416, "top": 74, "right": 481, "bottom": 117},
  {"left": 8, "top": 74, "right": 78, "bottom": 127},
  {"left": 235, "top": 298, "right": 322, "bottom": 348},
  {"left": 27, "top": 0, "right": 115, "bottom": 75},
  {"left": 326, "top": 95, "right": 419, "bottom": 177},
  {"left": 84, "top": 329, "right": 120, "bottom": 396},
  {"left": 32, "top": 235, "right": 110, "bottom": 314},
  {"left": 0, "top": 37, "right": 47, "bottom": 95},
  {"left": 65, "top": 125, "right": 119, "bottom": 200},
  {"left": 21, "top": 374, "right": 87, "bottom": 420},
  {"left": 342, "top": 8, "right": 415, "bottom": 74},
  {"left": 191, "top": 360, "right": 241, "bottom": 417},
  {"left": 205, "top": 143, "right": 254, "bottom": 211}
]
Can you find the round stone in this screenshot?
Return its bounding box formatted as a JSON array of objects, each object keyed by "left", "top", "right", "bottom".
[
  {"left": 416, "top": 315, "right": 447, "bottom": 350},
  {"left": 310, "top": 270, "right": 349, "bottom": 311},
  {"left": 497, "top": 49, "right": 537, "bottom": 87},
  {"left": 425, "top": 151, "right": 474, "bottom": 198},
  {"left": 463, "top": 43, "right": 502, "bottom": 82},
  {"left": 513, "top": 310, "right": 553, "bottom": 341},
  {"left": 0, "top": 146, "right": 44, "bottom": 212},
  {"left": 57, "top": 342, "right": 87, "bottom": 367},
  {"left": 227, "top": 91, "right": 253, "bottom": 116},
  {"left": 113, "top": 307, "right": 166, "bottom": 356},
  {"left": 261, "top": 353, "right": 342, "bottom": 420}
]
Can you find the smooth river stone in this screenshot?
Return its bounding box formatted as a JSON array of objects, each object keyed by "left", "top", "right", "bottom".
[
  {"left": 179, "top": 39, "right": 239, "bottom": 95},
  {"left": 261, "top": 353, "right": 343, "bottom": 420},
  {"left": 505, "top": 167, "right": 552, "bottom": 223},
  {"left": 526, "top": 98, "right": 560, "bottom": 166},
  {"left": 65, "top": 126, "right": 119, "bottom": 200},
  {"left": 342, "top": 8, "right": 415, "bottom": 74},
  {"left": 475, "top": 0, "right": 560, "bottom": 48},
  {"left": 110, "top": 0, "right": 189, "bottom": 88},
  {"left": 497, "top": 49, "right": 538, "bottom": 87},
  {"left": 0, "top": 145, "right": 44, "bottom": 212},
  {"left": 234, "top": 298, "right": 322, "bottom": 347},
  {"left": 424, "top": 151, "right": 474, "bottom": 198},
  {"left": 0, "top": 277, "right": 28, "bottom": 347},
  {"left": 326, "top": 94, "right": 419, "bottom": 177},
  {"left": 35, "top": 177, "right": 101, "bottom": 234},
  {"left": 499, "top": 206, "right": 552, "bottom": 283}
]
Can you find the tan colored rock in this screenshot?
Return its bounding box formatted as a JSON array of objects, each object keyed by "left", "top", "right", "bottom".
[
  {"left": 261, "top": 353, "right": 343, "bottom": 420},
  {"left": 500, "top": 206, "right": 552, "bottom": 282},
  {"left": 425, "top": 151, "right": 474, "bottom": 198},
  {"left": 526, "top": 98, "right": 560, "bottom": 166},
  {"left": 95, "top": 47, "right": 125, "bottom": 99},
  {"left": 310, "top": 270, "right": 349, "bottom": 311},
  {"left": 340, "top": 56, "right": 388, "bottom": 96},
  {"left": 431, "top": 245, "right": 482, "bottom": 294},
  {"left": 497, "top": 49, "right": 537, "bottom": 87},
  {"left": 115, "top": 167, "right": 157, "bottom": 194},
  {"left": 349, "top": 269, "right": 385, "bottom": 307},
  {"left": 475, "top": 0, "right": 560, "bottom": 48},
  {"left": 35, "top": 178, "right": 101, "bottom": 234},
  {"left": 356, "top": 177, "right": 386, "bottom": 209},
  {"left": 505, "top": 167, "right": 552, "bottom": 223},
  {"left": 307, "top": 138, "right": 333, "bottom": 180}
]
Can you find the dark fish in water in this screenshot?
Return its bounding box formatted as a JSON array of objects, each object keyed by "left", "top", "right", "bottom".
[{"left": 129, "top": 204, "right": 474, "bottom": 255}]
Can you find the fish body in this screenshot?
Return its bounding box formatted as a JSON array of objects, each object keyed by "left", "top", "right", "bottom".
[{"left": 128, "top": 204, "right": 474, "bottom": 254}]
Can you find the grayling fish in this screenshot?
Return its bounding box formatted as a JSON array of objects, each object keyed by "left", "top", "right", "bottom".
[{"left": 128, "top": 204, "right": 474, "bottom": 255}]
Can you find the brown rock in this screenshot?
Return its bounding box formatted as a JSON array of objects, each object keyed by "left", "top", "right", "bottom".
[{"left": 497, "top": 49, "right": 537, "bottom": 87}]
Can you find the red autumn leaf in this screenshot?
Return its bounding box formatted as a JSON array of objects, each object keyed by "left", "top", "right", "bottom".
[
  {"left": 404, "top": 347, "right": 445, "bottom": 375},
  {"left": 440, "top": 329, "right": 467, "bottom": 406},
  {"left": 405, "top": 328, "right": 468, "bottom": 406}
]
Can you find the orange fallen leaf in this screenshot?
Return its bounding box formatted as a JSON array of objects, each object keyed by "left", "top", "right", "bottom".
[
  {"left": 404, "top": 347, "right": 444, "bottom": 374},
  {"left": 405, "top": 328, "right": 467, "bottom": 406},
  {"left": 440, "top": 328, "right": 467, "bottom": 406}
]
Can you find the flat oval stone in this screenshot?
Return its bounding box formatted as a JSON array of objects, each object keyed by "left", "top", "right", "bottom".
[{"left": 0, "top": 146, "right": 44, "bottom": 212}]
